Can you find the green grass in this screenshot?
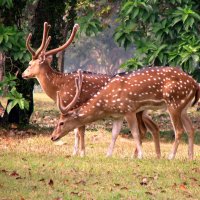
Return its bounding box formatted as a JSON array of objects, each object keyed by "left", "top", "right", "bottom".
[
  {"left": 0, "top": 92, "right": 200, "bottom": 200},
  {"left": 0, "top": 135, "right": 200, "bottom": 200}
]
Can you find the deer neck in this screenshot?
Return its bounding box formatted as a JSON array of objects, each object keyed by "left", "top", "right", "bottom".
[
  {"left": 36, "top": 66, "right": 61, "bottom": 101},
  {"left": 76, "top": 97, "right": 115, "bottom": 124}
]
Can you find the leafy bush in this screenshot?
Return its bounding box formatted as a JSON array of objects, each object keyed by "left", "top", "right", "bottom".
[
  {"left": 0, "top": 74, "right": 29, "bottom": 114},
  {"left": 114, "top": 0, "right": 200, "bottom": 76}
]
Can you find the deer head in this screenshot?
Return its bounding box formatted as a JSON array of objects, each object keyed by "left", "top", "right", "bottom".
[{"left": 22, "top": 22, "right": 79, "bottom": 79}]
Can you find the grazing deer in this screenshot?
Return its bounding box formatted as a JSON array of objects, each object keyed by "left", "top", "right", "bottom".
[
  {"left": 51, "top": 67, "right": 200, "bottom": 160},
  {"left": 22, "top": 22, "right": 160, "bottom": 157}
]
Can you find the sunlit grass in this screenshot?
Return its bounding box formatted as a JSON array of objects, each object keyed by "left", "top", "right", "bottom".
[
  {"left": 0, "top": 131, "right": 200, "bottom": 200},
  {"left": 0, "top": 92, "right": 200, "bottom": 199}
]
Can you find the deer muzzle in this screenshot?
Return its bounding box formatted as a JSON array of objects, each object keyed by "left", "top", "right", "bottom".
[{"left": 51, "top": 135, "right": 60, "bottom": 141}]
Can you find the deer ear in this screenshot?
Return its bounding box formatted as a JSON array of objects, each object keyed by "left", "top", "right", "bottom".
[
  {"left": 46, "top": 55, "right": 53, "bottom": 65},
  {"left": 65, "top": 110, "right": 79, "bottom": 118}
]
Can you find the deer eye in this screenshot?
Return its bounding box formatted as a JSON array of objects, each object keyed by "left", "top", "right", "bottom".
[{"left": 59, "top": 122, "right": 64, "bottom": 126}]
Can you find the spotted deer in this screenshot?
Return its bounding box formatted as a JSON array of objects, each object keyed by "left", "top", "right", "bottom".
[
  {"left": 22, "top": 22, "right": 160, "bottom": 157},
  {"left": 51, "top": 67, "right": 200, "bottom": 160}
]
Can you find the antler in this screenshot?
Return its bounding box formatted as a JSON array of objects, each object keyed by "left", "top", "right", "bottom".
[
  {"left": 26, "top": 22, "right": 78, "bottom": 59},
  {"left": 45, "top": 24, "right": 79, "bottom": 56},
  {"left": 26, "top": 22, "right": 51, "bottom": 58},
  {"left": 26, "top": 33, "right": 35, "bottom": 56},
  {"left": 57, "top": 69, "right": 83, "bottom": 115}
]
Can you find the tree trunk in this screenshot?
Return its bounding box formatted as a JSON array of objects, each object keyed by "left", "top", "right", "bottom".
[
  {"left": 58, "top": 0, "right": 77, "bottom": 72},
  {"left": 32, "top": 0, "right": 66, "bottom": 69},
  {"left": 0, "top": 53, "right": 5, "bottom": 118}
]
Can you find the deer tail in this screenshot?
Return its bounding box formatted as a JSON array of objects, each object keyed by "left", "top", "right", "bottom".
[{"left": 192, "top": 83, "right": 200, "bottom": 107}]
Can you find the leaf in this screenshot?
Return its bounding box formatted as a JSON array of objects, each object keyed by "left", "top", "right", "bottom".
[
  {"left": 132, "top": 7, "right": 139, "bottom": 19},
  {"left": 75, "top": 180, "right": 86, "bottom": 185},
  {"left": 48, "top": 179, "right": 54, "bottom": 186},
  {"left": 1, "top": 169, "right": 8, "bottom": 174},
  {"left": 70, "top": 192, "right": 79, "bottom": 196},
  {"left": 192, "top": 54, "right": 199, "bottom": 63},
  {"left": 171, "top": 17, "right": 181, "bottom": 26},
  {"left": 182, "top": 14, "right": 188, "bottom": 23},
  {"left": 121, "top": 2, "right": 134, "bottom": 13},
  {"left": 145, "top": 191, "right": 153, "bottom": 195},
  {"left": 120, "top": 186, "right": 128, "bottom": 190},
  {"left": 179, "top": 184, "right": 187, "bottom": 191},
  {"left": 113, "top": 31, "right": 123, "bottom": 42},
  {"left": 3, "top": 34, "right": 9, "bottom": 42},
  {"left": 6, "top": 100, "right": 18, "bottom": 114},
  {"left": 0, "top": 35, "right": 3, "bottom": 43},
  {"left": 125, "top": 5, "right": 134, "bottom": 16},
  {"left": 18, "top": 99, "right": 25, "bottom": 109},
  {"left": 10, "top": 171, "right": 19, "bottom": 177}
]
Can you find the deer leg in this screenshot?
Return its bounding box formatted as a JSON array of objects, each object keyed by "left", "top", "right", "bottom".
[
  {"left": 73, "top": 128, "right": 80, "bottom": 156},
  {"left": 106, "top": 119, "right": 123, "bottom": 157},
  {"left": 78, "top": 126, "right": 86, "bottom": 157},
  {"left": 73, "top": 126, "right": 86, "bottom": 157},
  {"left": 142, "top": 113, "right": 161, "bottom": 159},
  {"left": 168, "top": 109, "right": 184, "bottom": 160},
  {"left": 134, "top": 112, "right": 146, "bottom": 158},
  {"left": 181, "top": 112, "right": 194, "bottom": 160},
  {"left": 125, "top": 112, "right": 143, "bottom": 159}
]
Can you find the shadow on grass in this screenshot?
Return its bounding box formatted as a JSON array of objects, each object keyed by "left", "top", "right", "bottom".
[
  {"left": 0, "top": 124, "right": 53, "bottom": 139},
  {"left": 118, "top": 128, "right": 200, "bottom": 145},
  {"left": 1, "top": 119, "right": 200, "bottom": 145}
]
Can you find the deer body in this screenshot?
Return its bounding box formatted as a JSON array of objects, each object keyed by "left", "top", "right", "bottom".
[
  {"left": 23, "top": 62, "right": 110, "bottom": 107},
  {"left": 22, "top": 22, "right": 161, "bottom": 157},
  {"left": 52, "top": 66, "right": 200, "bottom": 159},
  {"left": 23, "top": 61, "right": 160, "bottom": 157}
]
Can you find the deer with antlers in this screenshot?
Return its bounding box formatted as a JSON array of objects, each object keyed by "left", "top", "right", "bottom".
[
  {"left": 22, "top": 22, "right": 161, "bottom": 157},
  {"left": 51, "top": 66, "right": 200, "bottom": 160}
]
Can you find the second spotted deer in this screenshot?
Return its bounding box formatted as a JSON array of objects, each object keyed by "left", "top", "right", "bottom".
[{"left": 51, "top": 67, "right": 200, "bottom": 160}]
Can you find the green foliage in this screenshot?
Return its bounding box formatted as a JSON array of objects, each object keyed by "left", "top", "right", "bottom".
[
  {"left": 6, "top": 87, "right": 29, "bottom": 114},
  {"left": 120, "top": 57, "right": 143, "bottom": 70},
  {"left": 76, "top": 11, "right": 102, "bottom": 36},
  {"left": 0, "top": 24, "right": 31, "bottom": 63},
  {"left": 0, "top": 74, "right": 29, "bottom": 114},
  {"left": 115, "top": 0, "right": 200, "bottom": 75},
  {"left": 75, "top": 0, "right": 115, "bottom": 36},
  {"left": 0, "top": 0, "right": 13, "bottom": 8},
  {"left": 113, "top": 23, "right": 135, "bottom": 50},
  {"left": 0, "top": 73, "right": 16, "bottom": 96},
  {"left": 0, "top": 1, "right": 32, "bottom": 119}
]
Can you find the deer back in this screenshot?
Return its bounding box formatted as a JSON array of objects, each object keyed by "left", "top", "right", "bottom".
[{"left": 51, "top": 67, "right": 200, "bottom": 140}]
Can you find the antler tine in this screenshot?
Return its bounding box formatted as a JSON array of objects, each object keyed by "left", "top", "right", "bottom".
[
  {"left": 57, "top": 69, "right": 83, "bottom": 115},
  {"left": 77, "top": 69, "right": 83, "bottom": 89},
  {"left": 43, "top": 36, "right": 51, "bottom": 52},
  {"left": 26, "top": 33, "right": 36, "bottom": 56},
  {"left": 35, "top": 22, "right": 51, "bottom": 57},
  {"left": 45, "top": 24, "right": 79, "bottom": 57}
]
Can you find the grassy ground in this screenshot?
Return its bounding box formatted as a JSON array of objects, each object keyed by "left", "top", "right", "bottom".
[{"left": 0, "top": 93, "right": 200, "bottom": 200}]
